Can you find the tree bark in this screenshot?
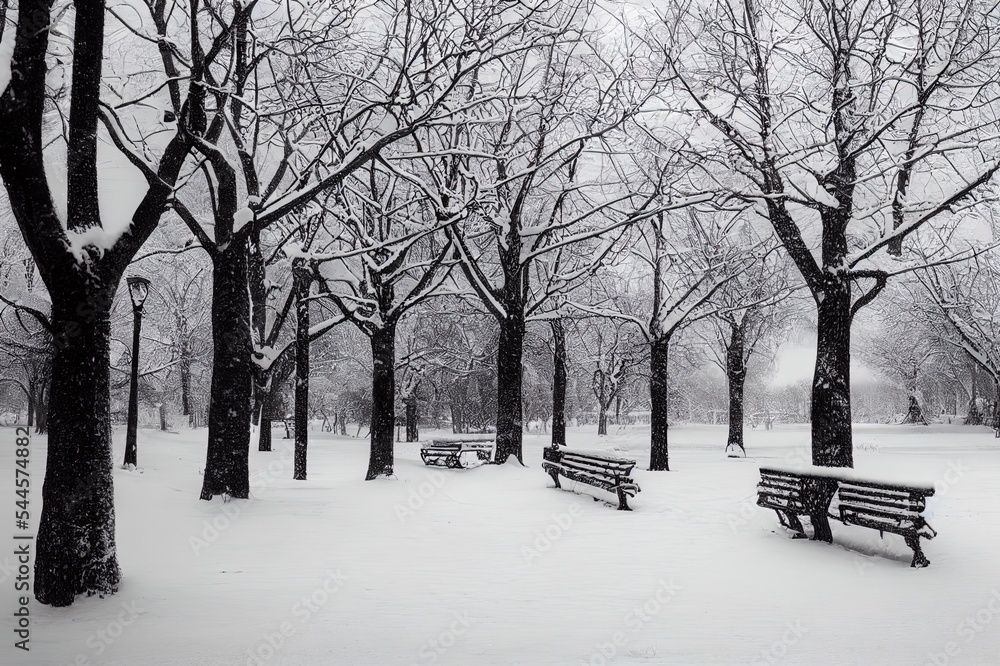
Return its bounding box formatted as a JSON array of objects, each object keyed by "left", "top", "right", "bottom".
[
  {"left": 495, "top": 313, "right": 525, "bottom": 464},
  {"left": 551, "top": 318, "right": 567, "bottom": 446},
  {"left": 726, "top": 322, "right": 747, "bottom": 455},
  {"left": 597, "top": 400, "right": 608, "bottom": 436},
  {"left": 367, "top": 322, "right": 397, "bottom": 479},
  {"left": 649, "top": 336, "right": 671, "bottom": 471},
  {"left": 811, "top": 282, "right": 853, "bottom": 468},
  {"left": 200, "top": 243, "right": 252, "bottom": 499},
  {"left": 293, "top": 262, "right": 310, "bottom": 480},
  {"left": 35, "top": 294, "right": 121, "bottom": 607}
]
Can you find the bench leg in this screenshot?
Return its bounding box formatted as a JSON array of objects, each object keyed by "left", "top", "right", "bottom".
[
  {"left": 776, "top": 510, "right": 806, "bottom": 537},
  {"left": 548, "top": 468, "right": 561, "bottom": 489},
  {"left": 905, "top": 535, "right": 930, "bottom": 568}
]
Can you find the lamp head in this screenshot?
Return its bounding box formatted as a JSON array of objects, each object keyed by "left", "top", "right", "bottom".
[{"left": 126, "top": 276, "right": 152, "bottom": 309}]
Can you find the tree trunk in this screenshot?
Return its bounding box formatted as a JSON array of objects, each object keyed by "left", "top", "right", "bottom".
[
  {"left": 495, "top": 314, "right": 525, "bottom": 464},
  {"left": 551, "top": 319, "right": 567, "bottom": 446},
  {"left": 811, "top": 284, "right": 853, "bottom": 468},
  {"left": 179, "top": 354, "right": 192, "bottom": 417},
  {"left": 597, "top": 401, "right": 608, "bottom": 436},
  {"left": 338, "top": 409, "right": 347, "bottom": 435},
  {"left": 200, "top": 244, "right": 252, "bottom": 500},
  {"left": 901, "top": 394, "right": 927, "bottom": 425},
  {"left": 649, "top": 336, "right": 670, "bottom": 471},
  {"left": 159, "top": 402, "right": 168, "bottom": 431},
  {"left": 900, "top": 360, "right": 927, "bottom": 425},
  {"left": 35, "top": 294, "right": 121, "bottom": 607},
  {"left": 405, "top": 398, "right": 418, "bottom": 442},
  {"left": 34, "top": 384, "right": 48, "bottom": 434},
  {"left": 259, "top": 416, "right": 272, "bottom": 452},
  {"left": 27, "top": 382, "right": 35, "bottom": 428},
  {"left": 367, "top": 322, "right": 397, "bottom": 479},
  {"left": 965, "top": 361, "right": 981, "bottom": 425},
  {"left": 248, "top": 230, "right": 267, "bottom": 428},
  {"left": 294, "top": 263, "right": 310, "bottom": 480},
  {"left": 726, "top": 323, "right": 747, "bottom": 455}
]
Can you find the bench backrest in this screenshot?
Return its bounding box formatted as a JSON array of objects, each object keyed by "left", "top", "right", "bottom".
[
  {"left": 758, "top": 468, "right": 806, "bottom": 495},
  {"left": 428, "top": 440, "right": 494, "bottom": 450},
  {"left": 544, "top": 447, "right": 636, "bottom": 477},
  {"left": 836, "top": 480, "right": 932, "bottom": 514}
]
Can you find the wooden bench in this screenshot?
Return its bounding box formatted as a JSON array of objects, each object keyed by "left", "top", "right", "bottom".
[
  {"left": 420, "top": 440, "right": 494, "bottom": 468},
  {"left": 542, "top": 446, "right": 640, "bottom": 511},
  {"left": 832, "top": 478, "right": 937, "bottom": 568},
  {"left": 756, "top": 467, "right": 810, "bottom": 536},
  {"left": 281, "top": 418, "right": 295, "bottom": 439},
  {"left": 756, "top": 467, "right": 937, "bottom": 567}
]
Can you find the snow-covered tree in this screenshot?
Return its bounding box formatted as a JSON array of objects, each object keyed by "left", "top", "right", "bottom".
[{"left": 660, "top": 0, "right": 1000, "bottom": 466}]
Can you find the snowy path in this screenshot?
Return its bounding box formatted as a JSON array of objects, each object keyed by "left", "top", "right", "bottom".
[{"left": 2, "top": 424, "right": 999, "bottom": 665}]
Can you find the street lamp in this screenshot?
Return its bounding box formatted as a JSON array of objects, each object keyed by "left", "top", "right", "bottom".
[{"left": 123, "top": 276, "right": 151, "bottom": 469}]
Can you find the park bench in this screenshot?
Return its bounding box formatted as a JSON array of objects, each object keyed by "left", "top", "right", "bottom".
[
  {"left": 420, "top": 440, "right": 494, "bottom": 469},
  {"left": 542, "top": 446, "right": 640, "bottom": 511},
  {"left": 756, "top": 467, "right": 811, "bottom": 536},
  {"left": 281, "top": 418, "right": 295, "bottom": 439},
  {"left": 831, "top": 478, "right": 937, "bottom": 568},
  {"left": 756, "top": 467, "right": 937, "bottom": 567}
]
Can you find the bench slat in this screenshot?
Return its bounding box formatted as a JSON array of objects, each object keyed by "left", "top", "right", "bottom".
[
  {"left": 557, "top": 458, "right": 635, "bottom": 478},
  {"left": 837, "top": 491, "right": 923, "bottom": 513},
  {"left": 559, "top": 456, "right": 634, "bottom": 473},
  {"left": 837, "top": 484, "right": 919, "bottom": 500},
  {"left": 542, "top": 462, "right": 638, "bottom": 490}
]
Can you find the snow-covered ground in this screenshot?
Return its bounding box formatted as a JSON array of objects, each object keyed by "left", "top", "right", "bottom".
[{"left": 3, "top": 423, "right": 1000, "bottom": 665}]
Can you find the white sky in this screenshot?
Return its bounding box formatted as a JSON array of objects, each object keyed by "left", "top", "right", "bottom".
[{"left": 771, "top": 336, "right": 878, "bottom": 387}]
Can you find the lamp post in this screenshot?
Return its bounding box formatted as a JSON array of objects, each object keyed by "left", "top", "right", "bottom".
[{"left": 123, "top": 276, "right": 151, "bottom": 469}]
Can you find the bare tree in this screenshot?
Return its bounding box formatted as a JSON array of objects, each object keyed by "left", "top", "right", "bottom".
[
  {"left": 391, "top": 12, "right": 678, "bottom": 463},
  {"left": 0, "top": 0, "right": 209, "bottom": 605},
  {"left": 700, "top": 243, "right": 796, "bottom": 454},
  {"left": 660, "top": 0, "right": 1000, "bottom": 466},
  {"left": 312, "top": 165, "right": 454, "bottom": 480}
]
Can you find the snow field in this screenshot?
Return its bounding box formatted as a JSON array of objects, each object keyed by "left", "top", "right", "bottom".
[{"left": 2, "top": 423, "right": 999, "bottom": 665}]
